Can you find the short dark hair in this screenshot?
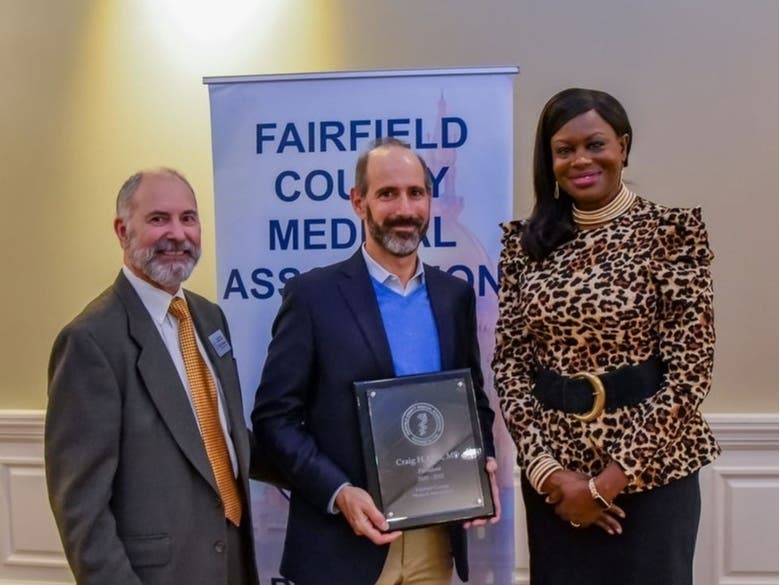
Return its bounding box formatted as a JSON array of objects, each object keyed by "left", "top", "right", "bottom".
[
  {"left": 524, "top": 88, "right": 633, "bottom": 260},
  {"left": 116, "top": 167, "right": 195, "bottom": 221},
  {"left": 353, "top": 137, "right": 432, "bottom": 197}
]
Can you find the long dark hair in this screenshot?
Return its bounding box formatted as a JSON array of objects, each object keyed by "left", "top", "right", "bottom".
[{"left": 522, "top": 88, "right": 633, "bottom": 260}]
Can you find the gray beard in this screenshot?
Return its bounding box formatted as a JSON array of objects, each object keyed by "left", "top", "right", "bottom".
[
  {"left": 366, "top": 209, "right": 428, "bottom": 258},
  {"left": 127, "top": 235, "right": 200, "bottom": 290}
]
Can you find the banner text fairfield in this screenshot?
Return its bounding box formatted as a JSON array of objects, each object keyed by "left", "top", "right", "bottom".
[{"left": 222, "top": 115, "right": 499, "bottom": 300}]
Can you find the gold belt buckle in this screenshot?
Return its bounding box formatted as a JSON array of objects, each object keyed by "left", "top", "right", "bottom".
[{"left": 571, "top": 372, "right": 606, "bottom": 422}]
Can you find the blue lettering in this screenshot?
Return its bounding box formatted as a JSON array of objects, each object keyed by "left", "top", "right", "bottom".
[
  {"left": 431, "top": 216, "right": 455, "bottom": 247},
  {"left": 278, "top": 267, "right": 300, "bottom": 293},
  {"left": 222, "top": 268, "right": 302, "bottom": 300},
  {"left": 256, "top": 117, "right": 470, "bottom": 154},
  {"left": 429, "top": 166, "right": 448, "bottom": 198},
  {"left": 420, "top": 217, "right": 455, "bottom": 248},
  {"left": 415, "top": 118, "right": 437, "bottom": 149},
  {"left": 308, "top": 121, "right": 315, "bottom": 152},
  {"left": 268, "top": 217, "right": 360, "bottom": 250},
  {"left": 387, "top": 118, "right": 410, "bottom": 139},
  {"left": 332, "top": 218, "right": 357, "bottom": 248},
  {"left": 256, "top": 123, "right": 277, "bottom": 154},
  {"left": 277, "top": 123, "right": 305, "bottom": 153},
  {"left": 225, "top": 263, "right": 496, "bottom": 302},
  {"left": 304, "top": 170, "right": 333, "bottom": 202},
  {"left": 269, "top": 219, "right": 299, "bottom": 250},
  {"left": 275, "top": 170, "right": 300, "bottom": 202},
  {"left": 442, "top": 117, "right": 467, "bottom": 148},
  {"left": 303, "top": 219, "right": 327, "bottom": 249},
  {"left": 442, "top": 264, "right": 499, "bottom": 297},
  {"left": 478, "top": 264, "right": 499, "bottom": 296},
  {"left": 320, "top": 121, "right": 346, "bottom": 152},
  {"left": 223, "top": 269, "right": 248, "bottom": 299},
  {"left": 447, "top": 264, "right": 474, "bottom": 286},
  {"left": 275, "top": 169, "right": 351, "bottom": 202},
  {"left": 250, "top": 268, "right": 274, "bottom": 299},
  {"left": 350, "top": 120, "right": 371, "bottom": 150},
  {"left": 336, "top": 169, "right": 350, "bottom": 200}
]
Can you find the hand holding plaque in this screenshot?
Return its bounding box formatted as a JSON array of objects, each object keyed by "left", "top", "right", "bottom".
[{"left": 354, "top": 369, "right": 495, "bottom": 531}]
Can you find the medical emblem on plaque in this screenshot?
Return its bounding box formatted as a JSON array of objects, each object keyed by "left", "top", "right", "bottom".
[{"left": 401, "top": 403, "right": 445, "bottom": 446}]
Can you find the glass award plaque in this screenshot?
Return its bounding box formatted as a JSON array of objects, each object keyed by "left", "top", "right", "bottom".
[{"left": 354, "top": 369, "right": 494, "bottom": 531}]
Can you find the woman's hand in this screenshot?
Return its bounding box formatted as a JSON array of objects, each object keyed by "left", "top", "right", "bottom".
[
  {"left": 591, "top": 507, "right": 626, "bottom": 535},
  {"left": 543, "top": 470, "right": 595, "bottom": 522},
  {"left": 543, "top": 468, "right": 626, "bottom": 534}
]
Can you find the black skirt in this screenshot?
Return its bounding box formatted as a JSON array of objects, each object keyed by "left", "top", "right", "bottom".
[{"left": 522, "top": 471, "right": 701, "bottom": 585}]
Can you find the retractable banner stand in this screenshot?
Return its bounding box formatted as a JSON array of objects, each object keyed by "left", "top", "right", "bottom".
[{"left": 205, "top": 67, "right": 518, "bottom": 585}]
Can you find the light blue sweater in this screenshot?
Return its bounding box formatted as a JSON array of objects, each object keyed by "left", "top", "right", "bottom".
[{"left": 371, "top": 277, "right": 442, "bottom": 376}]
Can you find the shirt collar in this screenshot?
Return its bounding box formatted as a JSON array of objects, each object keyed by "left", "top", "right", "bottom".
[
  {"left": 360, "top": 244, "right": 425, "bottom": 287},
  {"left": 122, "top": 265, "right": 185, "bottom": 326}
]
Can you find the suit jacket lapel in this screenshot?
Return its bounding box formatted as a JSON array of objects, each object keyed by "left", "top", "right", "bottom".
[
  {"left": 424, "top": 265, "right": 456, "bottom": 371},
  {"left": 114, "top": 273, "right": 218, "bottom": 493},
  {"left": 337, "top": 251, "right": 395, "bottom": 378}
]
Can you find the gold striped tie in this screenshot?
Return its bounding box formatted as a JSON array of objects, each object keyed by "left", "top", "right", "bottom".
[{"left": 169, "top": 297, "right": 242, "bottom": 526}]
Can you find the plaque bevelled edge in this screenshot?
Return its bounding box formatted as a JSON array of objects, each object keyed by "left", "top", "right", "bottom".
[{"left": 353, "top": 368, "right": 495, "bottom": 531}]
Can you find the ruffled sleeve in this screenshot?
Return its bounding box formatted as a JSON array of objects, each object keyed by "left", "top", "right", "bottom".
[
  {"left": 492, "top": 221, "right": 559, "bottom": 475},
  {"left": 604, "top": 207, "right": 716, "bottom": 486}
]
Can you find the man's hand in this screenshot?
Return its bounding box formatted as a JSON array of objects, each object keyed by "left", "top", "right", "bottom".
[
  {"left": 335, "top": 485, "right": 402, "bottom": 545},
  {"left": 464, "top": 457, "right": 501, "bottom": 528}
]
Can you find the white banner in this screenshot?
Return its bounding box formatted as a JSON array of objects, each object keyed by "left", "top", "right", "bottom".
[{"left": 206, "top": 67, "right": 518, "bottom": 585}]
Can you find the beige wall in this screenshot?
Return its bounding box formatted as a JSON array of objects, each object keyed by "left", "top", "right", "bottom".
[{"left": 2, "top": 0, "right": 776, "bottom": 412}]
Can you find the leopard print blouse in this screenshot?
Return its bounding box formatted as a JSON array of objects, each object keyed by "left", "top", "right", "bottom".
[{"left": 493, "top": 194, "right": 720, "bottom": 493}]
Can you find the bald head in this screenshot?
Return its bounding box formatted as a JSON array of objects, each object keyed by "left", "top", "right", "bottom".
[
  {"left": 116, "top": 168, "right": 195, "bottom": 223},
  {"left": 353, "top": 138, "right": 432, "bottom": 198}
]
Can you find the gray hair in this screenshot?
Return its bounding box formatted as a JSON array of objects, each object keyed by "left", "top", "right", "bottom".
[
  {"left": 115, "top": 168, "right": 195, "bottom": 221},
  {"left": 353, "top": 137, "right": 432, "bottom": 197}
]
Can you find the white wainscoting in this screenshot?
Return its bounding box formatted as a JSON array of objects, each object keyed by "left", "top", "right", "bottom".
[
  {"left": 0, "top": 411, "right": 776, "bottom": 585},
  {"left": 0, "top": 411, "right": 73, "bottom": 585}
]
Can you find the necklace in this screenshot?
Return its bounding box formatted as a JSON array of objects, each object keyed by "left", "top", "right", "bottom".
[{"left": 572, "top": 184, "right": 636, "bottom": 227}]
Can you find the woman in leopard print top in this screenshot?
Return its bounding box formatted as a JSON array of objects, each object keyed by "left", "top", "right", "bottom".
[{"left": 493, "top": 88, "right": 719, "bottom": 585}]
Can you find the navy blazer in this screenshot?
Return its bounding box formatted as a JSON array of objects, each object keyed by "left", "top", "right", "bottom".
[{"left": 252, "top": 251, "right": 495, "bottom": 585}]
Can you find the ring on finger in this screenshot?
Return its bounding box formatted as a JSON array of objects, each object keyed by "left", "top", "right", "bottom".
[{"left": 570, "top": 521, "right": 581, "bottom": 528}]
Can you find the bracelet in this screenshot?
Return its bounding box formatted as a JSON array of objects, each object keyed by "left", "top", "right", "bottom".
[
  {"left": 527, "top": 457, "right": 554, "bottom": 487},
  {"left": 535, "top": 463, "right": 563, "bottom": 494},
  {"left": 588, "top": 477, "right": 611, "bottom": 510},
  {"left": 527, "top": 456, "right": 563, "bottom": 494}
]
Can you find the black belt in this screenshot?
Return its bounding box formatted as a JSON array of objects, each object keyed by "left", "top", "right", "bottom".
[{"left": 532, "top": 357, "right": 666, "bottom": 421}]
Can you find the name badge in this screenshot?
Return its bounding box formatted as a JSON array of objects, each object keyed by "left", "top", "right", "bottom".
[{"left": 208, "top": 330, "right": 231, "bottom": 357}]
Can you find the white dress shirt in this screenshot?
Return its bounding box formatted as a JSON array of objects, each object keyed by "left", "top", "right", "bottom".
[
  {"left": 122, "top": 266, "right": 239, "bottom": 476},
  {"left": 360, "top": 244, "right": 425, "bottom": 295}
]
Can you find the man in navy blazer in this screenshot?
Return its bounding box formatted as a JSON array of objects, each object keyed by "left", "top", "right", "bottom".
[
  {"left": 252, "top": 138, "right": 499, "bottom": 585},
  {"left": 46, "top": 169, "right": 259, "bottom": 585}
]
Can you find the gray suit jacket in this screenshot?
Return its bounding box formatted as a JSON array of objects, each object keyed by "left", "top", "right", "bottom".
[{"left": 45, "top": 272, "right": 258, "bottom": 585}]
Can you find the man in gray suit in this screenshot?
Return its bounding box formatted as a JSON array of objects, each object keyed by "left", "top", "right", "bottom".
[{"left": 45, "top": 168, "right": 259, "bottom": 585}]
